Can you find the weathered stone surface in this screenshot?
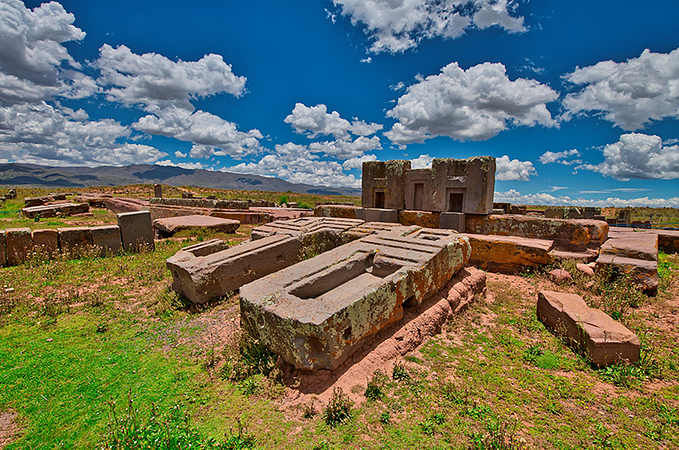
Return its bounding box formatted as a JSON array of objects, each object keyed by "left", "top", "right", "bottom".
[
  {"left": 313, "top": 205, "right": 360, "bottom": 219},
  {"left": 118, "top": 211, "right": 155, "bottom": 252},
  {"left": 58, "top": 227, "right": 93, "bottom": 257},
  {"left": 251, "top": 217, "right": 364, "bottom": 241},
  {"left": 32, "top": 229, "right": 59, "bottom": 257},
  {"left": 537, "top": 290, "right": 640, "bottom": 365},
  {"left": 0, "top": 230, "right": 6, "bottom": 266},
  {"left": 548, "top": 249, "right": 598, "bottom": 263},
  {"left": 24, "top": 196, "right": 46, "bottom": 207},
  {"left": 362, "top": 160, "right": 410, "bottom": 209},
  {"left": 493, "top": 202, "right": 511, "bottom": 214},
  {"left": 153, "top": 215, "right": 240, "bottom": 236},
  {"left": 91, "top": 225, "right": 122, "bottom": 256},
  {"left": 549, "top": 269, "right": 572, "bottom": 283},
  {"left": 595, "top": 253, "right": 658, "bottom": 294},
  {"left": 209, "top": 210, "right": 271, "bottom": 225},
  {"left": 465, "top": 214, "right": 608, "bottom": 251},
  {"left": 464, "top": 233, "right": 553, "bottom": 274},
  {"left": 544, "top": 208, "right": 564, "bottom": 219},
  {"left": 576, "top": 263, "right": 594, "bottom": 276},
  {"left": 362, "top": 208, "right": 399, "bottom": 223},
  {"left": 5, "top": 228, "right": 32, "bottom": 265},
  {"left": 22, "top": 202, "right": 89, "bottom": 219},
  {"left": 600, "top": 229, "right": 657, "bottom": 262},
  {"left": 511, "top": 205, "right": 527, "bottom": 215},
  {"left": 240, "top": 228, "right": 471, "bottom": 370},
  {"left": 399, "top": 210, "right": 440, "bottom": 228},
  {"left": 616, "top": 209, "right": 631, "bottom": 226},
  {"left": 103, "top": 197, "right": 148, "bottom": 213},
  {"left": 404, "top": 168, "right": 433, "bottom": 211},
  {"left": 149, "top": 197, "right": 249, "bottom": 210},
  {"left": 154, "top": 184, "right": 162, "bottom": 198},
  {"left": 167, "top": 234, "right": 302, "bottom": 303},
  {"left": 654, "top": 229, "right": 679, "bottom": 254},
  {"left": 430, "top": 157, "right": 496, "bottom": 215},
  {"left": 439, "top": 212, "right": 465, "bottom": 232}
]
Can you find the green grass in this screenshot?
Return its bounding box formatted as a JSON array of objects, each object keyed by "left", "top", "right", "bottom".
[{"left": 1, "top": 196, "right": 678, "bottom": 448}]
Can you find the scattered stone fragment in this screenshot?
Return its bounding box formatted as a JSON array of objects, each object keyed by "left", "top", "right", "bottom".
[
  {"left": 153, "top": 215, "right": 240, "bottom": 236},
  {"left": 596, "top": 254, "right": 658, "bottom": 294},
  {"left": 549, "top": 269, "right": 573, "bottom": 284},
  {"left": 537, "top": 290, "right": 640, "bottom": 366},
  {"left": 22, "top": 203, "right": 89, "bottom": 219},
  {"left": 576, "top": 263, "right": 594, "bottom": 276}
]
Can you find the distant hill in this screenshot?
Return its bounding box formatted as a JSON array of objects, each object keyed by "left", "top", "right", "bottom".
[{"left": 0, "top": 163, "right": 361, "bottom": 196}]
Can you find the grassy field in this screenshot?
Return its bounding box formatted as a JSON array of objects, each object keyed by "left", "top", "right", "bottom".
[{"left": 0, "top": 187, "right": 678, "bottom": 449}]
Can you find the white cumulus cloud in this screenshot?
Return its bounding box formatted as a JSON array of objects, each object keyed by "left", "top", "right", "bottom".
[
  {"left": 156, "top": 159, "right": 208, "bottom": 170},
  {"left": 410, "top": 154, "right": 434, "bottom": 169},
  {"left": 332, "top": 0, "right": 526, "bottom": 54},
  {"left": 226, "top": 142, "right": 360, "bottom": 188},
  {"left": 580, "top": 132, "right": 679, "bottom": 180},
  {"left": 284, "top": 103, "right": 382, "bottom": 140},
  {"left": 385, "top": 61, "right": 558, "bottom": 145},
  {"left": 495, "top": 189, "right": 679, "bottom": 208},
  {"left": 133, "top": 107, "right": 262, "bottom": 158},
  {"left": 343, "top": 154, "right": 377, "bottom": 169},
  {"left": 495, "top": 155, "right": 536, "bottom": 181},
  {"left": 539, "top": 149, "right": 581, "bottom": 165},
  {"left": 0, "top": 102, "right": 164, "bottom": 166},
  {"left": 563, "top": 47, "right": 679, "bottom": 130},
  {"left": 0, "top": 0, "right": 96, "bottom": 105},
  {"left": 95, "top": 44, "right": 246, "bottom": 111}
]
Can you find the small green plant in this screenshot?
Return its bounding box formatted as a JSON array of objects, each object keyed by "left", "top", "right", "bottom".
[
  {"left": 364, "top": 370, "right": 387, "bottom": 401},
  {"left": 379, "top": 411, "right": 391, "bottom": 425},
  {"left": 322, "top": 387, "right": 352, "bottom": 427},
  {"left": 470, "top": 415, "right": 521, "bottom": 450},
  {"left": 278, "top": 195, "right": 288, "bottom": 205},
  {"left": 522, "top": 344, "right": 560, "bottom": 369},
  {"left": 592, "top": 267, "right": 645, "bottom": 319},
  {"left": 221, "top": 333, "right": 278, "bottom": 382},
  {"left": 302, "top": 399, "right": 317, "bottom": 419},
  {"left": 392, "top": 361, "right": 410, "bottom": 382}
]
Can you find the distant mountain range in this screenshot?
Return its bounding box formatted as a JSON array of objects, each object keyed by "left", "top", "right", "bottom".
[{"left": 0, "top": 163, "right": 361, "bottom": 196}]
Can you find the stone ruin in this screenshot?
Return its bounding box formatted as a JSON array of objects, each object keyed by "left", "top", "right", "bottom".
[
  {"left": 163, "top": 155, "right": 679, "bottom": 371},
  {"left": 0, "top": 211, "right": 154, "bottom": 266}
]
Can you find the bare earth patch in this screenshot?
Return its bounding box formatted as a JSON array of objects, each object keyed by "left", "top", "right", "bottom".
[{"left": 0, "top": 410, "right": 20, "bottom": 449}]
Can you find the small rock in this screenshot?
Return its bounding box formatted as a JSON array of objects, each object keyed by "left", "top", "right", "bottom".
[
  {"left": 4, "top": 287, "right": 14, "bottom": 294},
  {"left": 549, "top": 269, "right": 573, "bottom": 283},
  {"left": 46, "top": 338, "right": 53, "bottom": 342},
  {"left": 576, "top": 263, "right": 594, "bottom": 276}
]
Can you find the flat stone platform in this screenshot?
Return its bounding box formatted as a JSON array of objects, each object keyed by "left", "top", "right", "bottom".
[{"left": 153, "top": 215, "right": 240, "bottom": 236}]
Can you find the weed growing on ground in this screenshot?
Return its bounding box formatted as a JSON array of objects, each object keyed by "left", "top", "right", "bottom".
[
  {"left": 301, "top": 399, "right": 317, "bottom": 419},
  {"left": 591, "top": 267, "right": 645, "bottom": 319},
  {"left": 364, "top": 370, "right": 387, "bottom": 401},
  {"left": 392, "top": 361, "right": 410, "bottom": 382},
  {"left": 323, "top": 387, "right": 352, "bottom": 427},
  {"left": 379, "top": 411, "right": 391, "bottom": 425},
  {"left": 101, "top": 393, "right": 254, "bottom": 449}
]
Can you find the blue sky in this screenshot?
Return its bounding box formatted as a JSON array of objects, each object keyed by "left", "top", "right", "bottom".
[{"left": 2, "top": 0, "right": 679, "bottom": 207}]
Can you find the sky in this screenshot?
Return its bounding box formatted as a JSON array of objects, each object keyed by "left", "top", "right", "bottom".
[{"left": 1, "top": 0, "right": 679, "bottom": 207}]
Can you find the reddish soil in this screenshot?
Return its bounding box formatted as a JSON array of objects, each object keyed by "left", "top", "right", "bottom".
[{"left": 0, "top": 410, "right": 20, "bottom": 449}]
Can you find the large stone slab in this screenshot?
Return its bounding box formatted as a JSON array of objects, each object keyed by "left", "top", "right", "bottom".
[
  {"left": 5, "top": 228, "right": 32, "bottom": 265},
  {"left": 58, "top": 227, "right": 93, "bottom": 258},
  {"left": 464, "top": 234, "right": 553, "bottom": 273},
  {"left": 600, "top": 229, "right": 657, "bottom": 261},
  {"left": 362, "top": 160, "right": 410, "bottom": 210},
  {"left": 91, "top": 225, "right": 122, "bottom": 256},
  {"left": 359, "top": 208, "right": 399, "bottom": 223},
  {"left": 209, "top": 210, "right": 271, "bottom": 225},
  {"left": 32, "top": 229, "right": 59, "bottom": 257},
  {"left": 22, "top": 202, "right": 89, "bottom": 219},
  {"left": 240, "top": 228, "right": 471, "bottom": 370},
  {"left": 537, "top": 290, "right": 640, "bottom": 366},
  {"left": 399, "top": 210, "right": 441, "bottom": 228},
  {"left": 0, "top": 230, "right": 6, "bottom": 266},
  {"left": 149, "top": 197, "right": 249, "bottom": 210},
  {"left": 153, "top": 215, "right": 240, "bottom": 236},
  {"left": 118, "top": 211, "right": 155, "bottom": 252},
  {"left": 167, "top": 234, "right": 302, "bottom": 303},
  {"left": 314, "top": 204, "right": 360, "bottom": 219},
  {"left": 466, "top": 214, "right": 608, "bottom": 251}
]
